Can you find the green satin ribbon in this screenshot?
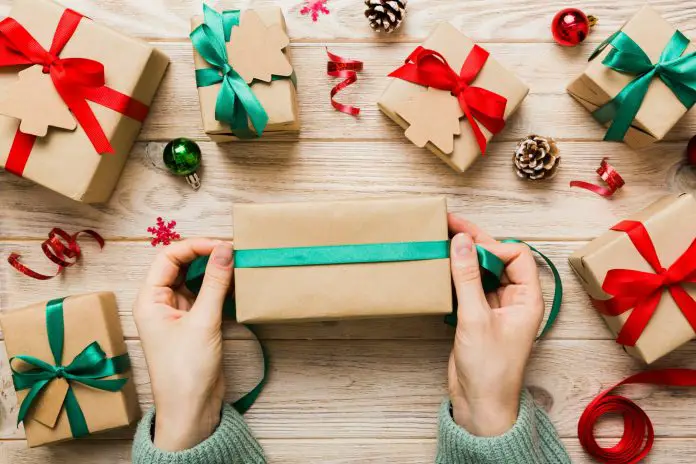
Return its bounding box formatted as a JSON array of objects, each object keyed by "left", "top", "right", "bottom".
[
  {"left": 589, "top": 30, "right": 696, "bottom": 141},
  {"left": 10, "top": 298, "right": 130, "bottom": 438}
]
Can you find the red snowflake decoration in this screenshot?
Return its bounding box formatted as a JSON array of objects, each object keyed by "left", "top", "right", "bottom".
[
  {"left": 300, "top": 0, "right": 329, "bottom": 22},
  {"left": 147, "top": 217, "right": 181, "bottom": 247}
]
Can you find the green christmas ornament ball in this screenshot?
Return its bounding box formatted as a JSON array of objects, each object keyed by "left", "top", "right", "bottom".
[{"left": 163, "top": 138, "right": 202, "bottom": 190}]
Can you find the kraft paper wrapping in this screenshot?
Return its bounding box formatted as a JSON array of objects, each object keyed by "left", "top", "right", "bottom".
[
  {"left": 0, "top": 292, "right": 139, "bottom": 447},
  {"left": 567, "top": 6, "right": 696, "bottom": 149},
  {"left": 234, "top": 197, "right": 453, "bottom": 323},
  {"left": 191, "top": 7, "right": 300, "bottom": 142},
  {"left": 378, "top": 22, "right": 529, "bottom": 173},
  {"left": 569, "top": 194, "right": 696, "bottom": 364},
  {"left": 0, "top": 0, "right": 169, "bottom": 203}
]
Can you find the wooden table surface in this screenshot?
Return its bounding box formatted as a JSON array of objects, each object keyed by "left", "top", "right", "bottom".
[{"left": 2, "top": 0, "right": 696, "bottom": 462}]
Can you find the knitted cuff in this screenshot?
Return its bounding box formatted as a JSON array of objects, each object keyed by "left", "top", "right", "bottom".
[{"left": 132, "top": 404, "right": 266, "bottom": 464}]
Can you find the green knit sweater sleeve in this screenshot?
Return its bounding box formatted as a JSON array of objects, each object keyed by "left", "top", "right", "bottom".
[
  {"left": 436, "top": 389, "right": 571, "bottom": 464},
  {"left": 132, "top": 404, "right": 266, "bottom": 464}
]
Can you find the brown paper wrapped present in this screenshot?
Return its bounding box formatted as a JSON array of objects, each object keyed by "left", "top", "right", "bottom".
[
  {"left": 378, "top": 22, "right": 529, "bottom": 173},
  {"left": 233, "top": 197, "right": 452, "bottom": 323},
  {"left": 0, "top": 0, "right": 169, "bottom": 203},
  {"left": 569, "top": 194, "right": 696, "bottom": 364},
  {"left": 0, "top": 292, "right": 138, "bottom": 447},
  {"left": 191, "top": 6, "right": 299, "bottom": 142},
  {"left": 567, "top": 6, "right": 696, "bottom": 148}
]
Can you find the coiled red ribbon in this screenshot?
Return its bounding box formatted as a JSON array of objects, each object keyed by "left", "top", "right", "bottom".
[
  {"left": 593, "top": 220, "right": 696, "bottom": 347},
  {"left": 0, "top": 9, "right": 150, "bottom": 176},
  {"left": 388, "top": 45, "right": 507, "bottom": 154},
  {"left": 7, "top": 228, "right": 104, "bottom": 280},
  {"left": 578, "top": 368, "right": 696, "bottom": 463},
  {"left": 570, "top": 158, "right": 625, "bottom": 197},
  {"left": 326, "top": 49, "right": 363, "bottom": 116}
]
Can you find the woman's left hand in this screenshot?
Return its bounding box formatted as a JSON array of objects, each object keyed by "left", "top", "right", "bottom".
[{"left": 133, "top": 239, "right": 234, "bottom": 451}]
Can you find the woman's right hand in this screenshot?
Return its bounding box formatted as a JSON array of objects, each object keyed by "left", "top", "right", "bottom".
[{"left": 447, "top": 215, "right": 545, "bottom": 436}]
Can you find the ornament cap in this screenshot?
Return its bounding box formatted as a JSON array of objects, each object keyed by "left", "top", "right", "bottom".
[
  {"left": 186, "top": 172, "right": 202, "bottom": 191},
  {"left": 587, "top": 15, "right": 598, "bottom": 28}
]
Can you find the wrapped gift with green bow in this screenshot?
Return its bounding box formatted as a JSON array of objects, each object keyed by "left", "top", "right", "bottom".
[
  {"left": 567, "top": 6, "right": 696, "bottom": 148},
  {"left": 0, "top": 292, "right": 138, "bottom": 447},
  {"left": 190, "top": 5, "right": 299, "bottom": 142}
]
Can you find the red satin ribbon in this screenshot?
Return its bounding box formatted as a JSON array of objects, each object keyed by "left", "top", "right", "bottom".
[
  {"left": 570, "top": 158, "right": 625, "bottom": 197},
  {"left": 326, "top": 49, "right": 363, "bottom": 116},
  {"left": 388, "top": 46, "right": 507, "bottom": 154},
  {"left": 7, "top": 228, "right": 104, "bottom": 280},
  {"left": 578, "top": 368, "right": 696, "bottom": 464},
  {"left": 0, "top": 9, "right": 149, "bottom": 176},
  {"left": 592, "top": 220, "right": 696, "bottom": 346}
]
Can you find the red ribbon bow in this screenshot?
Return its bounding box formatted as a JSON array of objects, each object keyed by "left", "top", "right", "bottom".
[
  {"left": 594, "top": 220, "right": 696, "bottom": 347},
  {"left": 0, "top": 9, "right": 149, "bottom": 176},
  {"left": 388, "top": 45, "right": 507, "bottom": 154}
]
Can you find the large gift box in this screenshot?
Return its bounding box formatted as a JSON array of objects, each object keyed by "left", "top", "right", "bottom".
[
  {"left": 0, "top": 292, "right": 138, "bottom": 447},
  {"left": 191, "top": 5, "right": 299, "bottom": 142},
  {"left": 0, "top": 0, "right": 169, "bottom": 203},
  {"left": 569, "top": 194, "right": 696, "bottom": 364},
  {"left": 378, "top": 22, "right": 529, "bottom": 173},
  {"left": 567, "top": 6, "right": 696, "bottom": 148},
  {"left": 233, "top": 197, "right": 452, "bottom": 323}
]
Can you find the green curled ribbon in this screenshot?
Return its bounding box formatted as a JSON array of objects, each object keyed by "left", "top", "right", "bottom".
[
  {"left": 589, "top": 30, "right": 696, "bottom": 141},
  {"left": 10, "top": 298, "right": 131, "bottom": 438}
]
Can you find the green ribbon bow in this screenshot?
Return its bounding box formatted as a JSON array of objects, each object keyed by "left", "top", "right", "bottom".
[
  {"left": 589, "top": 30, "right": 696, "bottom": 141},
  {"left": 10, "top": 298, "right": 131, "bottom": 438}
]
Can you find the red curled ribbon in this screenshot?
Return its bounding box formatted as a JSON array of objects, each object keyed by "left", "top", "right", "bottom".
[
  {"left": 570, "top": 158, "right": 625, "bottom": 197},
  {"left": 0, "top": 9, "right": 150, "bottom": 176},
  {"left": 326, "top": 49, "right": 363, "bottom": 116},
  {"left": 578, "top": 368, "right": 696, "bottom": 463},
  {"left": 592, "top": 220, "right": 696, "bottom": 347},
  {"left": 8, "top": 228, "right": 104, "bottom": 280},
  {"left": 388, "top": 45, "right": 507, "bottom": 154}
]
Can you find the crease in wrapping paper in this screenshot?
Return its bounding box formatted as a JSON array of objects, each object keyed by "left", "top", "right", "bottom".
[
  {"left": 378, "top": 22, "right": 529, "bottom": 173},
  {"left": 191, "top": 7, "right": 300, "bottom": 141},
  {"left": 0, "top": 0, "right": 169, "bottom": 203},
  {"left": 569, "top": 194, "right": 696, "bottom": 364},
  {"left": 566, "top": 5, "right": 696, "bottom": 148},
  {"left": 0, "top": 292, "right": 139, "bottom": 447},
  {"left": 233, "top": 197, "right": 453, "bottom": 323}
]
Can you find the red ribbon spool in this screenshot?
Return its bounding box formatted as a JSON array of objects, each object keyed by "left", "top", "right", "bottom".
[
  {"left": 570, "top": 158, "right": 625, "bottom": 197},
  {"left": 326, "top": 49, "right": 363, "bottom": 116}
]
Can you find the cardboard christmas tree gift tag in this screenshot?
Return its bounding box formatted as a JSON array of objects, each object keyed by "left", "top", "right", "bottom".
[
  {"left": 0, "top": 0, "right": 169, "bottom": 203},
  {"left": 567, "top": 6, "right": 696, "bottom": 149}
]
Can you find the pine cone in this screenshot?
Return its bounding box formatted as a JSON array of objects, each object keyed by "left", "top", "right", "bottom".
[
  {"left": 513, "top": 135, "right": 561, "bottom": 180},
  {"left": 365, "top": 0, "right": 407, "bottom": 33}
]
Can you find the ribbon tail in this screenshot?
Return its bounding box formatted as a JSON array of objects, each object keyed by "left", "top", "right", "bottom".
[
  {"left": 16, "top": 379, "right": 51, "bottom": 425},
  {"left": 457, "top": 94, "right": 488, "bottom": 154},
  {"left": 64, "top": 385, "right": 89, "bottom": 438},
  {"left": 594, "top": 71, "right": 654, "bottom": 142},
  {"left": 614, "top": 291, "right": 662, "bottom": 346},
  {"left": 669, "top": 286, "right": 696, "bottom": 334}
]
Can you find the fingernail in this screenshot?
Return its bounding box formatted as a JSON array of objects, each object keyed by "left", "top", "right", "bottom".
[
  {"left": 212, "top": 243, "right": 233, "bottom": 267},
  {"left": 453, "top": 233, "right": 473, "bottom": 256}
]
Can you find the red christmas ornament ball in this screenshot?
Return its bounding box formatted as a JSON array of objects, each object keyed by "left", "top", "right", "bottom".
[
  {"left": 552, "top": 8, "right": 595, "bottom": 46},
  {"left": 687, "top": 135, "right": 696, "bottom": 166}
]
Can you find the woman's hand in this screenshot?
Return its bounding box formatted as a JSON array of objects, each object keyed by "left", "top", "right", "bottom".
[
  {"left": 134, "top": 239, "right": 234, "bottom": 451},
  {"left": 447, "top": 215, "right": 544, "bottom": 436}
]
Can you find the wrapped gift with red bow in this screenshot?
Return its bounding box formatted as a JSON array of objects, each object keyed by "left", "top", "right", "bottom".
[
  {"left": 569, "top": 194, "right": 696, "bottom": 364},
  {"left": 378, "top": 22, "right": 529, "bottom": 173},
  {"left": 0, "top": 0, "right": 169, "bottom": 202}
]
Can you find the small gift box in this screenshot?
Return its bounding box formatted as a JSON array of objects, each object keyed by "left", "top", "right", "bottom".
[
  {"left": 191, "top": 5, "right": 299, "bottom": 142},
  {"left": 567, "top": 6, "right": 696, "bottom": 148},
  {"left": 0, "top": 0, "right": 169, "bottom": 203},
  {"left": 378, "top": 22, "right": 529, "bottom": 173},
  {"left": 569, "top": 194, "right": 696, "bottom": 364},
  {"left": 0, "top": 292, "right": 138, "bottom": 447},
  {"left": 233, "top": 196, "right": 452, "bottom": 323}
]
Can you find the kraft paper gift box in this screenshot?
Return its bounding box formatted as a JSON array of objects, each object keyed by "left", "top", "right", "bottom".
[
  {"left": 0, "top": 292, "right": 138, "bottom": 447},
  {"left": 233, "top": 196, "right": 453, "bottom": 323},
  {"left": 567, "top": 6, "right": 696, "bottom": 149},
  {"left": 378, "top": 22, "right": 529, "bottom": 173},
  {"left": 0, "top": 0, "right": 169, "bottom": 203},
  {"left": 569, "top": 194, "right": 696, "bottom": 364},
  {"left": 191, "top": 6, "right": 299, "bottom": 142}
]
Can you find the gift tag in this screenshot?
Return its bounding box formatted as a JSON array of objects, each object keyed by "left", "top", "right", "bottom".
[
  {"left": 0, "top": 65, "right": 77, "bottom": 137},
  {"left": 30, "top": 377, "right": 70, "bottom": 428},
  {"left": 395, "top": 87, "right": 464, "bottom": 155},
  {"left": 228, "top": 10, "right": 293, "bottom": 83}
]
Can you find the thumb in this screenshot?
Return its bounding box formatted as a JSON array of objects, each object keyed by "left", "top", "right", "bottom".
[
  {"left": 450, "top": 233, "right": 488, "bottom": 323},
  {"left": 192, "top": 242, "right": 234, "bottom": 325}
]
